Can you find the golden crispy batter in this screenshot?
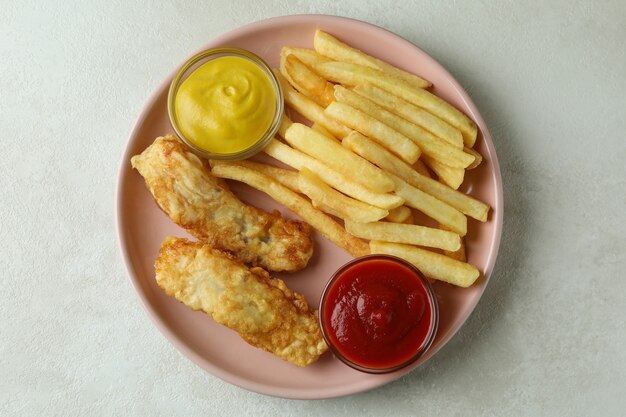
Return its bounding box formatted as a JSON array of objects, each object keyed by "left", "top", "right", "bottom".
[
  {"left": 155, "top": 237, "right": 327, "bottom": 366},
  {"left": 131, "top": 135, "right": 313, "bottom": 272}
]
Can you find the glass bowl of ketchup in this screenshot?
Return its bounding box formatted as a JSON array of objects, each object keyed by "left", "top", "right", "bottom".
[{"left": 319, "top": 254, "right": 439, "bottom": 374}]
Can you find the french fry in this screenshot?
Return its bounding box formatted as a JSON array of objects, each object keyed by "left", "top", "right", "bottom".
[
  {"left": 313, "top": 60, "right": 411, "bottom": 96},
  {"left": 391, "top": 174, "right": 467, "bottom": 236},
  {"left": 444, "top": 239, "right": 466, "bottom": 261},
  {"left": 284, "top": 55, "right": 335, "bottom": 106},
  {"left": 211, "top": 164, "right": 370, "bottom": 257},
  {"left": 353, "top": 84, "right": 463, "bottom": 149},
  {"left": 441, "top": 225, "right": 467, "bottom": 262},
  {"left": 312, "top": 60, "right": 477, "bottom": 147},
  {"left": 311, "top": 122, "right": 337, "bottom": 140},
  {"left": 278, "top": 113, "right": 293, "bottom": 138},
  {"left": 274, "top": 71, "right": 352, "bottom": 138},
  {"left": 263, "top": 139, "right": 404, "bottom": 209},
  {"left": 343, "top": 132, "right": 468, "bottom": 234},
  {"left": 299, "top": 169, "right": 388, "bottom": 222},
  {"left": 346, "top": 220, "right": 460, "bottom": 252},
  {"left": 464, "top": 146, "right": 483, "bottom": 169},
  {"left": 334, "top": 86, "right": 474, "bottom": 168},
  {"left": 413, "top": 159, "right": 432, "bottom": 177},
  {"left": 281, "top": 46, "right": 332, "bottom": 68},
  {"left": 210, "top": 160, "right": 299, "bottom": 192},
  {"left": 324, "top": 101, "right": 421, "bottom": 164},
  {"left": 313, "top": 30, "right": 431, "bottom": 89},
  {"left": 404, "top": 170, "right": 488, "bottom": 223},
  {"left": 371, "top": 82, "right": 477, "bottom": 148},
  {"left": 403, "top": 210, "right": 415, "bottom": 224},
  {"left": 385, "top": 205, "right": 411, "bottom": 223},
  {"left": 280, "top": 53, "right": 324, "bottom": 106},
  {"left": 284, "top": 123, "right": 395, "bottom": 193},
  {"left": 421, "top": 154, "right": 465, "bottom": 190},
  {"left": 389, "top": 87, "right": 477, "bottom": 148},
  {"left": 342, "top": 132, "right": 489, "bottom": 222},
  {"left": 369, "top": 241, "right": 479, "bottom": 287}
]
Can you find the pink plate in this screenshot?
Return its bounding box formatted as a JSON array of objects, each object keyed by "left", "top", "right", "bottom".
[{"left": 116, "top": 14, "right": 503, "bottom": 399}]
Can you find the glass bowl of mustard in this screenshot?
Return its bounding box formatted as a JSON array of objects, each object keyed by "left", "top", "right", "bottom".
[{"left": 168, "top": 48, "right": 284, "bottom": 160}]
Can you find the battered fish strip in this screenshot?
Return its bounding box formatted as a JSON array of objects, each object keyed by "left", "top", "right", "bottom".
[
  {"left": 156, "top": 237, "right": 328, "bottom": 367},
  {"left": 131, "top": 135, "right": 313, "bottom": 272}
]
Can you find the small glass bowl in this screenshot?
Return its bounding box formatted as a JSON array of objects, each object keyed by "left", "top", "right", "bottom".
[
  {"left": 319, "top": 254, "right": 439, "bottom": 374},
  {"left": 167, "top": 47, "right": 284, "bottom": 160}
]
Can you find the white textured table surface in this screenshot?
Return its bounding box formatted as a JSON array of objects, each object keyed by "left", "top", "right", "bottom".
[{"left": 1, "top": 1, "right": 625, "bottom": 415}]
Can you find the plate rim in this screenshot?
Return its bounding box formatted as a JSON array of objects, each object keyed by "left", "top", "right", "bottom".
[{"left": 115, "top": 13, "right": 503, "bottom": 399}]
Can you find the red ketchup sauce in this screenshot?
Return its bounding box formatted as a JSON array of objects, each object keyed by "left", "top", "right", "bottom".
[{"left": 320, "top": 255, "right": 438, "bottom": 372}]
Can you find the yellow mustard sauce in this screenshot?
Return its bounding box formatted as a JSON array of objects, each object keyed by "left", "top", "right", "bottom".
[{"left": 174, "top": 56, "right": 276, "bottom": 154}]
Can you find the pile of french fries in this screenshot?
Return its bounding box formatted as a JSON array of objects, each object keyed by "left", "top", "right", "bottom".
[{"left": 210, "top": 30, "right": 490, "bottom": 288}]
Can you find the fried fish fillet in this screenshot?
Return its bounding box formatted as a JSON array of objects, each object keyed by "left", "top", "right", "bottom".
[
  {"left": 131, "top": 135, "right": 313, "bottom": 272},
  {"left": 156, "top": 237, "right": 328, "bottom": 366}
]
